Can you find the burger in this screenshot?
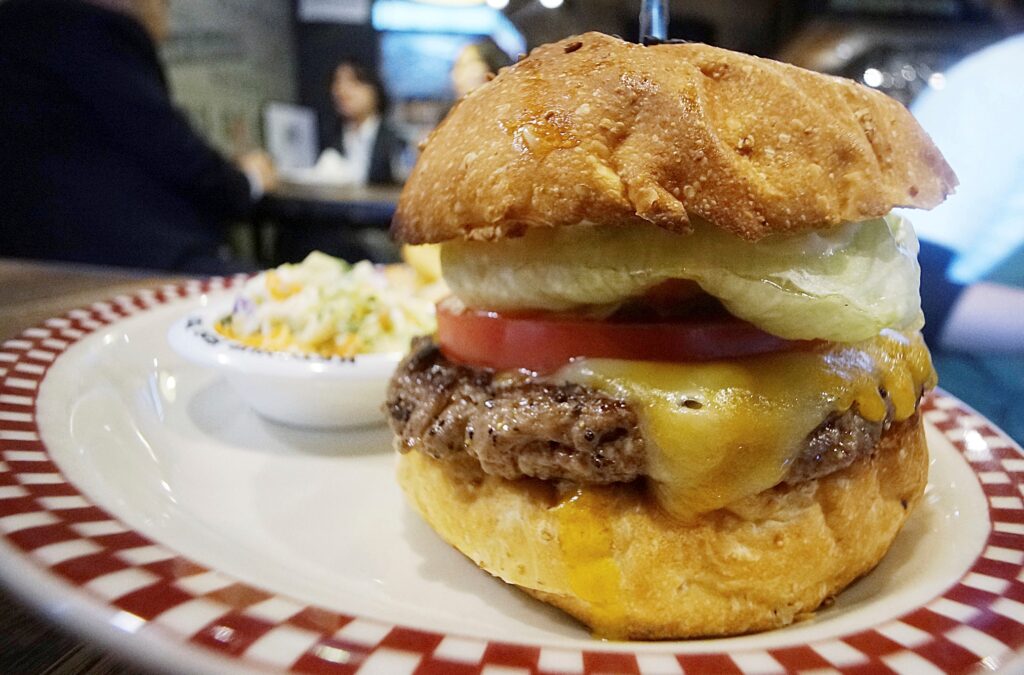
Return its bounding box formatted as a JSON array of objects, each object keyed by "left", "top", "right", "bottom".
[{"left": 385, "top": 33, "right": 956, "bottom": 639}]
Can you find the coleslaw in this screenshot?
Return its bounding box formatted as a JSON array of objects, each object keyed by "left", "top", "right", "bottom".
[{"left": 216, "top": 251, "right": 443, "bottom": 357}]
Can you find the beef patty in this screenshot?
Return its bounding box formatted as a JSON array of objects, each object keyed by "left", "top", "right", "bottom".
[{"left": 386, "top": 337, "right": 899, "bottom": 486}]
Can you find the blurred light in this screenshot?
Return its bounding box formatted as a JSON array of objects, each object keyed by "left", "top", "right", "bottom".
[
  {"left": 963, "top": 429, "right": 992, "bottom": 463},
  {"left": 539, "top": 0, "right": 563, "bottom": 7},
  {"left": 211, "top": 625, "right": 235, "bottom": 643},
  {"left": 109, "top": 611, "right": 145, "bottom": 634},
  {"left": 381, "top": 32, "right": 476, "bottom": 98},
  {"left": 979, "top": 656, "right": 1002, "bottom": 672},
  {"left": 486, "top": 0, "right": 508, "bottom": 7},
  {"left": 928, "top": 72, "right": 946, "bottom": 90},
  {"left": 373, "top": 1, "right": 526, "bottom": 56},
  {"left": 159, "top": 371, "right": 177, "bottom": 403},
  {"left": 374, "top": 1, "right": 497, "bottom": 32},
  {"left": 862, "top": 67, "right": 883, "bottom": 88},
  {"left": 315, "top": 645, "right": 352, "bottom": 664}
]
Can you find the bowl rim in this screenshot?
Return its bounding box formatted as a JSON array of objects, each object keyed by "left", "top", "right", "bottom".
[{"left": 167, "top": 295, "right": 405, "bottom": 380}]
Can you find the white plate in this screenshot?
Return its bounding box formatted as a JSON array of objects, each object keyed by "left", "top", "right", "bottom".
[{"left": 0, "top": 278, "right": 1022, "bottom": 674}]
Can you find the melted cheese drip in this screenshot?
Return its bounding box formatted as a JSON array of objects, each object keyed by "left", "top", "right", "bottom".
[
  {"left": 558, "top": 331, "right": 935, "bottom": 520},
  {"left": 553, "top": 489, "right": 625, "bottom": 638}
]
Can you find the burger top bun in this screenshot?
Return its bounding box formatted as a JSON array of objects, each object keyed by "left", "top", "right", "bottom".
[{"left": 393, "top": 33, "right": 957, "bottom": 245}]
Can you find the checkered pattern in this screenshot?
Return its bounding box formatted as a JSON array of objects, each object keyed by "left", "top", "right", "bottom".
[{"left": 1, "top": 280, "right": 1023, "bottom": 674}]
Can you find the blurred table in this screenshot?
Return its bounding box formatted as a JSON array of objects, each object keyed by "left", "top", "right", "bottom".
[
  {"left": 261, "top": 181, "right": 402, "bottom": 222},
  {"left": 255, "top": 182, "right": 403, "bottom": 265},
  {"left": 0, "top": 258, "right": 178, "bottom": 674}
]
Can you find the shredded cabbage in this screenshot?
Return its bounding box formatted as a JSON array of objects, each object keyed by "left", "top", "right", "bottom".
[
  {"left": 440, "top": 215, "right": 923, "bottom": 342},
  {"left": 218, "top": 252, "right": 443, "bottom": 356}
]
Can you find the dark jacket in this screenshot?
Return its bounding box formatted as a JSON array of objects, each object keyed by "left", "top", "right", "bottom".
[
  {"left": 918, "top": 240, "right": 966, "bottom": 347},
  {"left": 0, "top": 0, "right": 254, "bottom": 272},
  {"left": 329, "top": 119, "right": 404, "bottom": 186}
]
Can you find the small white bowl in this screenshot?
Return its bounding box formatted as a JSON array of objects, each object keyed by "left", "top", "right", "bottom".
[{"left": 167, "top": 297, "right": 403, "bottom": 429}]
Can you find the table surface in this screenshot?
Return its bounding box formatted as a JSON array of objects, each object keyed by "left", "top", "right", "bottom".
[
  {"left": 267, "top": 181, "right": 403, "bottom": 206},
  {"left": 255, "top": 181, "right": 404, "bottom": 266},
  {"left": 0, "top": 258, "right": 178, "bottom": 674}
]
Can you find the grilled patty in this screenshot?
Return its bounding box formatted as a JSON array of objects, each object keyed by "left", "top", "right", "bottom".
[{"left": 386, "top": 338, "right": 897, "bottom": 486}]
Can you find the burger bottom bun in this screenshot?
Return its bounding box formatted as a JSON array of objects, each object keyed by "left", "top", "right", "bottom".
[{"left": 396, "top": 416, "right": 928, "bottom": 639}]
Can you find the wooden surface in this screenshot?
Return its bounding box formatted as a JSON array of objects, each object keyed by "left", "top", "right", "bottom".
[
  {"left": 0, "top": 259, "right": 184, "bottom": 337},
  {"left": 268, "top": 181, "right": 402, "bottom": 206},
  {"left": 0, "top": 258, "right": 179, "bottom": 675}
]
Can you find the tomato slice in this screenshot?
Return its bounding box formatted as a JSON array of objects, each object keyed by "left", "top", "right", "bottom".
[{"left": 436, "top": 301, "right": 809, "bottom": 374}]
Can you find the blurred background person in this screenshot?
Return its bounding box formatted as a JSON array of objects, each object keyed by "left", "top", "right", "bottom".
[
  {"left": 898, "top": 28, "right": 1024, "bottom": 440},
  {"left": 277, "top": 61, "right": 404, "bottom": 262},
  {"left": 0, "top": 0, "right": 277, "bottom": 274},
  {"left": 314, "top": 61, "right": 404, "bottom": 186},
  {"left": 450, "top": 36, "right": 514, "bottom": 99}
]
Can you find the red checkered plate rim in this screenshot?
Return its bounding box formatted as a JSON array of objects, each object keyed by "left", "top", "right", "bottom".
[{"left": 0, "top": 277, "right": 1023, "bottom": 675}]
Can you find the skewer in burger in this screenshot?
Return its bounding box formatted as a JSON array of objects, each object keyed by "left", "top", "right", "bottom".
[{"left": 385, "top": 33, "right": 956, "bottom": 639}]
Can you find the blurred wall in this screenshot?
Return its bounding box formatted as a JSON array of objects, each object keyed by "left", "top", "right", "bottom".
[{"left": 162, "top": 0, "right": 298, "bottom": 157}]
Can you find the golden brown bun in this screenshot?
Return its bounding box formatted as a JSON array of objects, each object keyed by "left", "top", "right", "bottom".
[
  {"left": 396, "top": 416, "right": 927, "bottom": 639},
  {"left": 393, "top": 33, "right": 956, "bottom": 245}
]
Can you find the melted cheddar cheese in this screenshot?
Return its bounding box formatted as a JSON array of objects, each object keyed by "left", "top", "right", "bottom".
[
  {"left": 552, "top": 489, "right": 625, "bottom": 637},
  {"left": 557, "top": 330, "right": 935, "bottom": 520}
]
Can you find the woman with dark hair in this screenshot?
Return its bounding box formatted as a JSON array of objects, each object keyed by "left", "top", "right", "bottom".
[
  {"left": 277, "top": 61, "right": 404, "bottom": 263},
  {"left": 324, "top": 60, "right": 403, "bottom": 185}
]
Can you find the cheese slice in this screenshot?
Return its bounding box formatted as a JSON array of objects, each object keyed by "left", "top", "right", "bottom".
[{"left": 557, "top": 330, "right": 935, "bottom": 519}]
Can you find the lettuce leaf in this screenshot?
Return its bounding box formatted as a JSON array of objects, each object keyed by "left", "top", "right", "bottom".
[{"left": 441, "top": 215, "right": 923, "bottom": 342}]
